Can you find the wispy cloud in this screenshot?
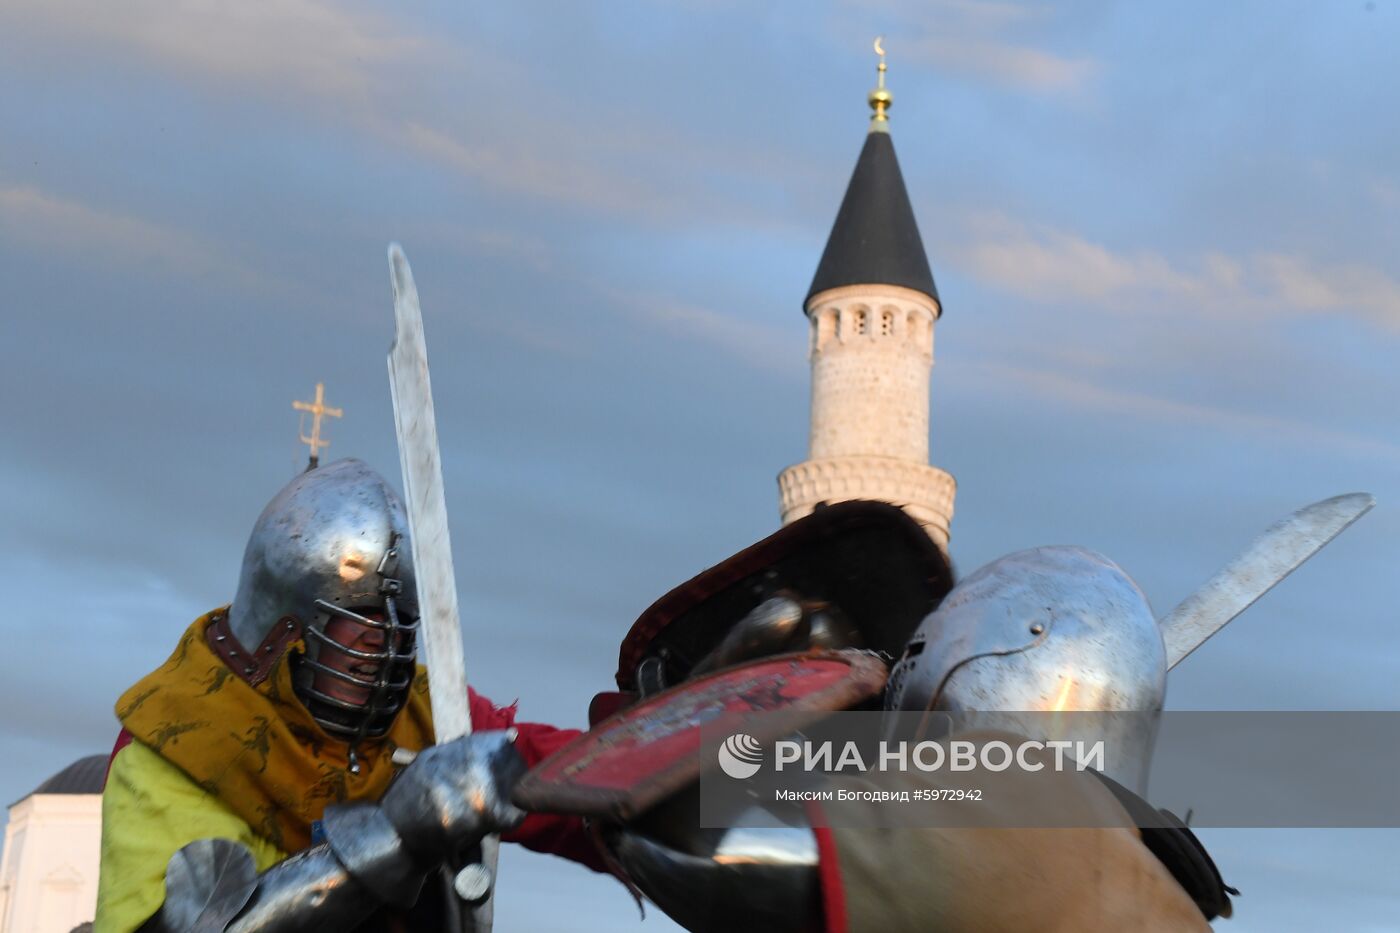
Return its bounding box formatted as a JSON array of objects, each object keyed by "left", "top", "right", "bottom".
[
  {"left": 0, "top": 0, "right": 428, "bottom": 102},
  {"left": 2, "top": 2, "right": 817, "bottom": 230},
  {"left": 0, "top": 185, "right": 245, "bottom": 279},
  {"left": 955, "top": 212, "right": 1400, "bottom": 329},
  {"left": 606, "top": 290, "right": 800, "bottom": 377},
  {"left": 908, "top": 35, "right": 1096, "bottom": 92},
  {"left": 958, "top": 359, "right": 1400, "bottom": 463},
  {"left": 402, "top": 123, "right": 689, "bottom": 224},
  {"left": 958, "top": 212, "right": 1194, "bottom": 299},
  {"left": 1252, "top": 254, "right": 1400, "bottom": 326},
  {"left": 838, "top": 0, "right": 1097, "bottom": 93}
]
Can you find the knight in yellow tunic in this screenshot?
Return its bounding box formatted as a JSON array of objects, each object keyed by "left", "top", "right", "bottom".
[
  {"left": 94, "top": 460, "right": 529, "bottom": 933},
  {"left": 96, "top": 608, "right": 438, "bottom": 932}
]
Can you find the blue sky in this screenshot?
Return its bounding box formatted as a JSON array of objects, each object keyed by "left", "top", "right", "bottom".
[{"left": 1, "top": 1, "right": 1397, "bottom": 929}]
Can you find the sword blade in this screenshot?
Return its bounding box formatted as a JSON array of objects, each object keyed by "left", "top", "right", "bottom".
[
  {"left": 387, "top": 243, "right": 471, "bottom": 742},
  {"left": 387, "top": 245, "right": 498, "bottom": 930},
  {"left": 1160, "top": 492, "right": 1374, "bottom": 669}
]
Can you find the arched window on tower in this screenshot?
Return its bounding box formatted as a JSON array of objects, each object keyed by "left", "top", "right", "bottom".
[
  {"left": 854, "top": 307, "right": 869, "bottom": 336},
  {"left": 815, "top": 307, "right": 836, "bottom": 350},
  {"left": 880, "top": 308, "right": 895, "bottom": 337}
]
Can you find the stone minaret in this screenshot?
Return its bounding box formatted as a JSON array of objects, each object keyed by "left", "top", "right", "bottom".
[{"left": 778, "top": 48, "right": 956, "bottom": 551}]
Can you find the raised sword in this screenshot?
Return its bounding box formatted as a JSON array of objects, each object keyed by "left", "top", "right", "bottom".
[
  {"left": 387, "top": 244, "right": 498, "bottom": 929},
  {"left": 1160, "top": 492, "right": 1374, "bottom": 669}
]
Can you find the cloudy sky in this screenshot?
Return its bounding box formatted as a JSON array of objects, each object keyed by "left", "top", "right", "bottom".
[{"left": 2, "top": 1, "right": 1397, "bottom": 929}]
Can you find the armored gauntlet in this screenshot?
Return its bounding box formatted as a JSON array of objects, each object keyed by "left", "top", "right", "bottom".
[{"left": 140, "top": 730, "right": 525, "bottom": 933}]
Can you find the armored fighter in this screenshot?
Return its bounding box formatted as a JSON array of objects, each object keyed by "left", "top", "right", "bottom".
[
  {"left": 94, "top": 459, "right": 607, "bottom": 932},
  {"left": 515, "top": 495, "right": 1367, "bottom": 932}
]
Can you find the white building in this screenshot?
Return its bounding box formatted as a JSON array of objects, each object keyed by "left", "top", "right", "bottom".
[
  {"left": 0, "top": 756, "right": 105, "bottom": 933},
  {"left": 779, "top": 66, "right": 957, "bottom": 551}
]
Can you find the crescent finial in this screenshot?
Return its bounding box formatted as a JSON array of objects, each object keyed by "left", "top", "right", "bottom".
[{"left": 868, "top": 36, "right": 891, "bottom": 125}]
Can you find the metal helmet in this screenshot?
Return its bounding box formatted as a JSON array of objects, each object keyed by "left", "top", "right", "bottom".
[
  {"left": 884, "top": 546, "right": 1166, "bottom": 792},
  {"left": 226, "top": 459, "right": 419, "bottom": 758}
]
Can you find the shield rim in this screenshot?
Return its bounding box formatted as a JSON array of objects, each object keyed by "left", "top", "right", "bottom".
[{"left": 515, "top": 650, "right": 888, "bottom": 820}]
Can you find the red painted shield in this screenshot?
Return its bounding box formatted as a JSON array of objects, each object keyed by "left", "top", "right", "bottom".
[{"left": 513, "top": 651, "right": 887, "bottom": 820}]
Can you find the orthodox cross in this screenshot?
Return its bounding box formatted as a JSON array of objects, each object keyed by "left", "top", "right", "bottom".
[{"left": 292, "top": 383, "right": 343, "bottom": 469}]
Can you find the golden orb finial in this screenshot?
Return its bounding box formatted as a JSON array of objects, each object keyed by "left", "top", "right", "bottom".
[{"left": 868, "top": 36, "right": 892, "bottom": 128}]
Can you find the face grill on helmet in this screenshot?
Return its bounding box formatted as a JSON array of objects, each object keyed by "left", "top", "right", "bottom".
[
  {"left": 291, "top": 540, "right": 420, "bottom": 767},
  {"left": 299, "top": 604, "right": 418, "bottom": 725}
]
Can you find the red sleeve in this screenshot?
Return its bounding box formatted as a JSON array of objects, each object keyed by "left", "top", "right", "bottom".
[
  {"left": 802, "top": 800, "right": 844, "bottom": 933},
  {"left": 468, "top": 688, "right": 609, "bottom": 874},
  {"left": 104, "top": 728, "right": 135, "bottom": 789},
  {"left": 812, "top": 825, "right": 846, "bottom": 933}
]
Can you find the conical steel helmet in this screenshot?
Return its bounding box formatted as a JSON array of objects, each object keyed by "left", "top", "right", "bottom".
[
  {"left": 884, "top": 546, "right": 1167, "bottom": 792},
  {"left": 227, "top": 459, "right": 420, "bottom": 756}
]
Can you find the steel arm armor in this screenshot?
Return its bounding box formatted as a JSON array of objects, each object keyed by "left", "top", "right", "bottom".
[
  {"left": 610, "top": 822, "right": 820, "bottom": 933},
  {"left": 139, "top": 731, "right": 523, "bottom": 933}
]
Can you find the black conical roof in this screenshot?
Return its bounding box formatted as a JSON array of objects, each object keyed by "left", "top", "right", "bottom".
[
  {"left": 806, "top": 129, "right": 938, "bottom": 309},
  {"left": 21, "top": 754, "right": 107, "bottom": 802}
]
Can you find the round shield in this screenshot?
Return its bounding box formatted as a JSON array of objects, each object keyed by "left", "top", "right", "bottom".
[{"left": 514, "top": 650, "right": 887, "bottom": 820}]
